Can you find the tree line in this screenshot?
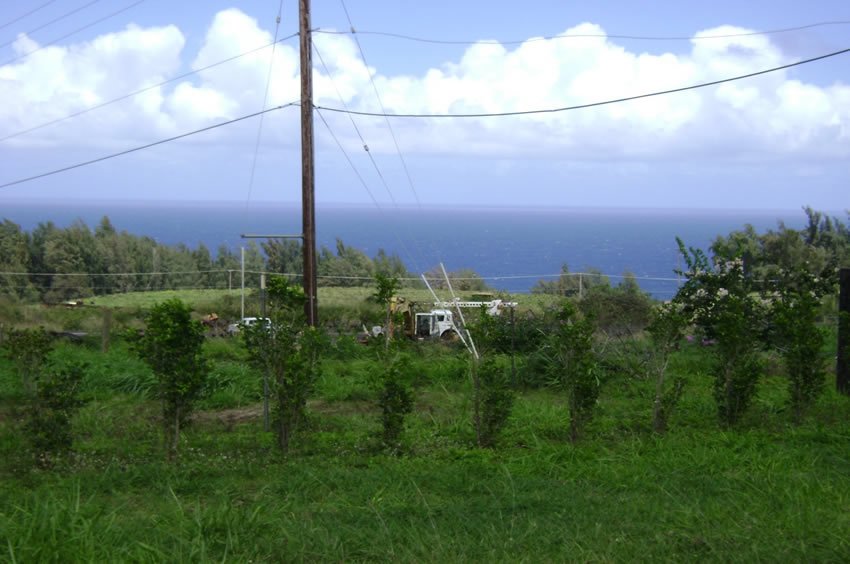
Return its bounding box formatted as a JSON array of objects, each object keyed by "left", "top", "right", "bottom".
[{"left": 0, "top": 216, "right": 414, "bottom": 303}]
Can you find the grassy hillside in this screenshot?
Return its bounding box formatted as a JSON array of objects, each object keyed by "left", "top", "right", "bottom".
[{"left": 1, "top": 328, "right": 849, "bottom": 561}]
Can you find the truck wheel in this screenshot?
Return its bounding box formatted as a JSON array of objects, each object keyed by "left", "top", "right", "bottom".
[{"left": 440, "top": 330, "right": 459, "bottom": 342}]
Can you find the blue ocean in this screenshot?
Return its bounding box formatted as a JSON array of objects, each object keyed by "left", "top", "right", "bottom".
[{"left": 1, "top": 200, "right": 807, "bottom": 298}]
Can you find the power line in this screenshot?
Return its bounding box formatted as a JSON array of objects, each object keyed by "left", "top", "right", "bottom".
[
  {"left": 314, "top": 43, "right": 426, "bottom": 272},
  {"left": 0, "top": 269, "right": 682, "bottom": 282},
  {"left": 316, "top": 45, "right": 850, "bottom": 119},
  {"left": 337, "top": 0, "right": 425, "bottom": 209},
  {"left": 0, "top": 32, "right": 300, "bottom": 143},
  {"left": 1, "top": 269, "right": 231, "bottom": 277},
  {"left": 314, "top": 19, "right": 850, "bottom": 45},
  {"left": 245, "top": 0, "right": 286, "bottom": 207},
  {"left": 1, "top": 0, "right": 146, "bottom": 67},
  {"left": 336, "top": 0, "right": 446, "bottom": 273},
  {"left": 0, "top": 102, "right": 299, "bottom": 190},
  {"left": 1, "top": 0, "right": 102, "bottom": 49},
  {"left": 0, "top": 0, "right": 59, "bottom": 32},
  {"left": 315, "top": 108, "right": 423, "bottom": 272},
  {"left": 312, "top": 45, "right": 400, "bottom": 206}
]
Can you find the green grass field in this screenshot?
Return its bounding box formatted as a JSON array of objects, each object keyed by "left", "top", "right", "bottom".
[
  {"left": 86, "top": 286, "right": 558, "bottom": 312},
  {"left": 1, "top": 329, "right": 849, "bottom": 562}
]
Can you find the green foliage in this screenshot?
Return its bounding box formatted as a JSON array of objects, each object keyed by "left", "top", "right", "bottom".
[
  {"left": 647, "top": 303, "right": 688, "bottom": 433},
  {"left": 378, "top": 357, "right": 414, "bottom": 451},
  {"left": 132, "top": 299, "right": 208, "bottom": 457},
  {"left": 0, "top": 219, "right": 37, "bottom": 300},
  {"left": 531, "top": 264, "right": 609, "bottom": 296},
  {"left": 579, "top": 273, "right": 654, "bottom": 336},
  {"left": 372, "top": 272, "right": 401, "bottom": 307},
  {"left": 25, "top": 362, "right": 87, "bottom": 467},
  {"left": 372, "top": 272, "right": 401, "bottom": 346},
  {"left": 769, "top": 267, "right": 830, "bottom": 423},
  {"left": 318, "top": 239, "right": 375, "bottom": 287},
  {"left": 477, "top": 358, "right": 514, "bottom": 447},
  {"left": 1, "top": 326, "right": 53, "bottom": 393},
  {"left": 425, "top": 266, "right": 491, "bottom": 292},
  {"left": 263, "top": 238, "right": 302, "bottom": 277},
  {"left": 244, "top": 277, "right": 322, "bottom": 452},
  {"left": 551, "top": 302, "right": 599, "bottom": 442},
  {"left": 711, "top": 207, "right": 848, "bottom": 285},
  {"left": 675, "top": 239, "right": 765, "bottom": 426}
]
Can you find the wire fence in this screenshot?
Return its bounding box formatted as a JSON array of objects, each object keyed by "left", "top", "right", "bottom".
[{"left": 0, "top": 268, "right": 684, "bottom": 299}]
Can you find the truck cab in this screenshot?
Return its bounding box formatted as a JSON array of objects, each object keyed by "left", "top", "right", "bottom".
[{"left": 414, "top": 309, "right": 456, "bottom": 339}]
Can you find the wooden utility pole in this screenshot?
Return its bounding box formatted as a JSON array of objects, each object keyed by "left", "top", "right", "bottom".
[
  {"left": 837, "top": 268, "right": 850, "bottom": 395},
  {"left": 299, "top": 0, "right": 318, "bottom": 326}
]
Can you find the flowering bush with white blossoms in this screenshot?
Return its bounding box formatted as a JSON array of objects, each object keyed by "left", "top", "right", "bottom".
[{"left": 673, "top": 238, "right": 766, "bottom": 426}]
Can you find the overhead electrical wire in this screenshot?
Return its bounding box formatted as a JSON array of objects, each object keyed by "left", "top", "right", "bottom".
[
  {"left": 3, "top": 42, "right": 848, "bottom": 191},
  {"left": 0, "top": 269, "right": 681, "bottom": 282},
  {"left": 338, "top": 0, "right": 425, "bottom": 209},
  {"left": 0, "top": 0, "right": 59, "bottom": 32},
  {"left": 316, "top": 45, "right": 850, "bottom": 119},
  {"left": 1, "top": 0, "right": 147, "bottom": 67},
  {"left": 313, "top": 45, "right": 402, "bottom": 213},
  {"left": 0, "top": 31, "right": 300, "bottom": 143},
  {"left": 0, "top": 102, "right": 299, "bottom": 190},
  {"left": 0, "top": 0, "right": 102, "bottom": 49},
  {"left": 337, "top": 0, "right": 445, "bottom": 273},
  {"left": 314, "top": 43, "right": 426, "bottom": 272},
  {"left": 313, "top": 19, "right": 850, "bottom": 45},
  {"left": 315, "top": 107, "right": 423, "bottom": 273},
  {"left": 245, "top": 0, "right": 286, "bottom": 207}
]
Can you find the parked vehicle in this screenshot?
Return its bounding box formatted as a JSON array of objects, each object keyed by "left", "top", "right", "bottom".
[{"left": 226, "top": 317, "right": 271, "bottom": 336}]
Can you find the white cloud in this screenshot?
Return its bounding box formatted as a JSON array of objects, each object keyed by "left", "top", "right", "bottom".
[{"left": 1, "top": 12, "right": 848, "bottom": 162}]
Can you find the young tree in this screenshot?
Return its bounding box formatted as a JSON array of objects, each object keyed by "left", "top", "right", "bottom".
[
  {"left": 769, "top": 267, "right": 832, "bottom": 423},
  {"left": 1, "top": 327, "right": 53, "bottom": 394},
  {"left": 133, "top": 299, "right": 208, "bottom": 459},
  {"left": 647, "top": 303, "right": 687, "bottom": 433},
  {"left": 477, "top": 357, "right": 514, "bottom": 447},
  {"left": 674, "top": 239, "right": 765, "bottom": 426},
  {"left": 372, "top": 273, "right": 401, "bottom": 348},
  {"left": 369, "top": 273, "right": 417, "bottom": 450},
  {"left": 243, "top": 277, "right": 322, "bottom": 453},
  {"left": 26, "top": 362, "right": 86, "bottom": 467},
  {"left": 470, "top": 309, "right": 515, "bottom": 447},
  {"left": 378, "top": 356, "right": 414, "bottom": 451},
  {"left": 551, "top": 302, "right": 599, "bottom": 442}
]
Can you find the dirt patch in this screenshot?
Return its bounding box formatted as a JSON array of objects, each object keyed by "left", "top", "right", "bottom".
[
  {"left": 194, "top": 405, "right": 262, "bottom": 427},
  {"left": 194, "top": 398, "right": 376, "bottom": 427}
]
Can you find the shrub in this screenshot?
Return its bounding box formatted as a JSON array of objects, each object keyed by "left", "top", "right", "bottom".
[
  {"left": 1, "top": 326, "right": 53, "bottom": 394},
  {"left": 477, "top": 358, "right": 514, "bottom": 447},
  {"left": 647, "top": 303, "right": 687, "bottom": 433},
  {"left": 378, "top": 357, "right": 414, "bottom": 451},
  {"left": 243, "top": 277, "right": 323, "bottom": 452},
  {"left": 674, "top": 239, "right": 765, "bottom": 426},
  {"left": 769, "top": 267, "right": 832, "bottom": 423},
  {"left": 551, "top": 302, "right": 599, "bottom": 442},
  {"left": 132, "top": 299, "right": 208, "bottom": 458},
  {"left": 579, "top": 276, "right": 654, "bottom": 337},
  {"left": 25, "top": 362, "right": 86, "bottom": 467}
]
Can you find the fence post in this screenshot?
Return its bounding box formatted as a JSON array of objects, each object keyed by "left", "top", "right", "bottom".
[
  {"left": 101, "top": 308, "right": 112, "bottom": 353},
  {"left": 510, "top": 306, "right": 517, "bottom": 387},
  {"left": 837, "top": 268, "right": 850, "bottom": 395}
]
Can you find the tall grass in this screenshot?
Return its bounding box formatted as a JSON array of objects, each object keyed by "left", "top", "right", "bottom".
[{"left": 2, "top": 314, "right": 850, "bottom": 560}]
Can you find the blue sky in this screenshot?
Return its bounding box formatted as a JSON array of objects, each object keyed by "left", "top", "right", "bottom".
[{"left": 1, "top": 0, "right": 848, "bottom": 211}]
